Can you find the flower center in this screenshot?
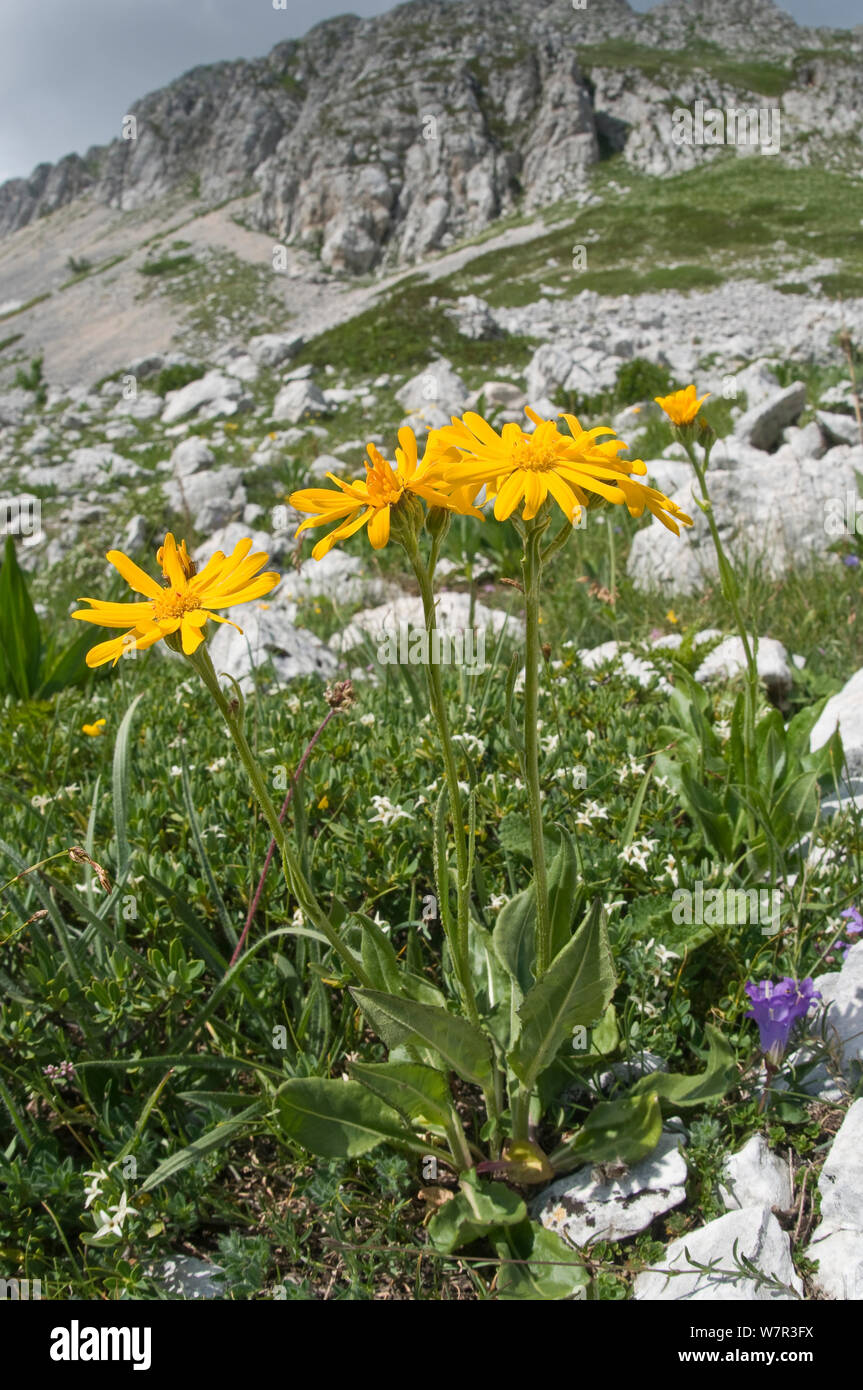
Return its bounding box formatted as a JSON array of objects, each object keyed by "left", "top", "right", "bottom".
[
  {"left": 151, "top": 588, "right": 200, "bottom": 620},
  {"left": 510, "top": 437, "right": 561, "bottom": 472},
  {"left": 365, "top": 465, "right": 404, "bottom": 508}
]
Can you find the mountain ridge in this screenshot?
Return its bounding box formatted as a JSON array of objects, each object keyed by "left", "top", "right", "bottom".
[{"left": 0, "top": 0, "right": 860, "bottom": 274}]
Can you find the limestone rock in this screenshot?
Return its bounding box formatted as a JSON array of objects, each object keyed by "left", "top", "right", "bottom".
[
  {"left": 810, "top": 667, "right": 863, "bottom": 779},
  {"left": 694, "top": 636, "right": 792, "bottom": 702},
  {"left": 719, "top": 1136, "right": 792, "bottom": 1213},
  {"left": 734, "top": 382, "right": 807, "bottom": 451},
  {"left": 272, "top": 377, "right": 332, "bottom": 425},
  {"left": 633, "top": 1206, "right": 803, "bottom": 1301},
  {"left": 533, "top": 1131, "right": 688, "bottom": 1246}
]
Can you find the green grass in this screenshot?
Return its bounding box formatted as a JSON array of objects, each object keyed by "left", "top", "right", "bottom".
[
  {"left": 576, "top": 39, "right": 795, "bottom": 98},
  {"left": 139, "top": 254, "right": 197, "bottom": 277},
  {"left": 295, "top": 275, "right": 536, "bottom": 378},
  {"left": 441, "top": 157, "right": 863, "bottom": 308}
]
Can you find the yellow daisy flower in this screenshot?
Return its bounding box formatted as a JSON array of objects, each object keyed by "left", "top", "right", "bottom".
[
  {"left": 289, "top": 427, "right": 480, "bottom": 561},
  {"left": 72, "top": 532, "right": 280, "bottom": 668},
  {"left": 437, "top": 408, "right": 693, "bottom": 535},
  {"left": 81, "top": 718, "right": 107, "bottom": 737},
  {"left": 655, "top": 384, "right": 710, "bottom": 426}
]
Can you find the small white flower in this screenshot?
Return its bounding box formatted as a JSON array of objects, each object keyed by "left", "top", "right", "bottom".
[
  {"left": 359, "top": 712, "right": 376, "bottom": 727},
  {"left": 714, "top": 719, "right": 731, "bottom": 741},
  {"left": 83, "top": 1169, "right": 108, "bottom": 1210},
  {"left": 488, "top": 893, "right": 509, "bottom": 911},
  {"left": 663, "top": 854, "right": 679, "bottom": 887},
  {"left": 542, "top": 732, "right": 560, "bottom": 755},
  {"left": 291, "top": 907, "right": 305, "bottom": 929},
  {"left": 207, "top": 757, "right": 227, "bottom": 773},
  {"left": 574, "top": 799, "right": 609, "bottom": 827},
  {"left": 585, "top": 730, "right": 596, "bottom": 746},
  {"left": 368, "top": 795, "right": 413, "bottom": 828},
  {"left": 169, "top": 764, "right": 183, "bottom": 778},
  {"left": 654, "top": 773, "right": 670, "bottom": 792},
  {"left": 453, "top": 733, "right": 484, "bottom": 757}
]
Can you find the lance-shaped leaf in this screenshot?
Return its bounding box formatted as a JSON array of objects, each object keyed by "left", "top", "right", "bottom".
[
  {"left": 493, "top": 830, "right": 582, "bottom": 997},
  {"left": 351, "top": 988, "right": 495, "bottom": 1089},
  {"left": 276, "top": 1077, "right": 417, "bottom": 1159},
  {"left": 428, "top": 1171, "right": 527, "bottom": 1254},
  {"left": 348, "top": 1060, "right": 453, "bottom": 1130},
  {"left": 507, "top": 899, "right": 616, "bottom": 1088},
  {"left": 549, "top": 1091, "right": 663, "bottom": 1175},
  {"left": 629, "top": 1024, "right": 735, "bottom": 1111},
  {"left": 497, "top": 1221, "right": 590, "bottom": 1301}
]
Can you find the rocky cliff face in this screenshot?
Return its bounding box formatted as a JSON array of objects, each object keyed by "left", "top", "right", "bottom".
[{"left": 1, "top": 0, "right": 860, "bottom": 272}]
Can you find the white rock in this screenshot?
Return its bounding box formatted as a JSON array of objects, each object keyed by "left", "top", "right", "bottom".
[
  {"left": 806, "top": 1100, "right": 863, "bottom": 1300},
  {"left": 331, "top": 589, "right": 523, "bottom": 653},
  {"left": 629, "top": 447, "right": 863, "bottom": 595},
  {"left": 272, "top": 377, "right": 332, "bottom": 425},
  {"left": 719, "top": 1136, "right": 792, "bottom": 1213},
  {"left": 533, "top": 1131, "right": 688, "bottom": 1246},
  {"left": 643, "top": 459, "right": 691, "bottom": 497},
  {"left": 395, "top": 358, "right": 468, "bottom": 415},
  {"left": 207, "top": 600, "right": 337, "bottom": 688},
  {"left": 163, "top": 466, "right": 246, "bottom": 533},
  {"left": 223, "top": 354, "right": 259, "bottom": 383},
  {"left": 161, "top": 371, "right": 241, "bottom": 424},
  {"left": 817, "top": 411, "right": 860, "bottom": 449},
  {"left": 280, "top": 550, "right": 387, "bottom": 607},
  {"left": 633, "top": 1206, "right": 803, "bottom": 1301},
  {"left": 694, "top": 636, "right": 792, "bottom": 701},
  {"left": 810, "top": 667, "right": 863, "bottom": 778},
  {"left": 733, "top": 361, "right": 780, "bottom": 410},
  {"left": 785, "top": 420, "right": 827, "bottom": 461},
  {"left": 812, "top": 942, "right": 863, "bottom": 1085},
  {"left": 112, "top": 391, "right": 163, "bottom": 421},
  {"left": 246, "top": 332, "right": 303, "bottom": 368},
  {"left": 470, "top": 381, "right": 527, "bottom": 411},
  {"left": 170, "top": 437, "right": 215, "bottom": 477},
  {"left": 307, "top": 453, "right": 345, "bottom": 480},
  {"left": 122, "top": 514, "right": 150, "bottom": 553},
  {"left": 734, "top": 382, "right": 807, "bottom": 451},
  {"left": 144, "top": 1255, "right": 225, "bottom": 1300}
]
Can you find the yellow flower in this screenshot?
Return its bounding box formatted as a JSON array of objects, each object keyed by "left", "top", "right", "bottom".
[
  {"left": 289, "top": 427, "right": 479, "bottom": 561},
  {"left": 82, "top": 718, "right": 107, "bottom": 737},
  {"left": 72, "top": 533, "right": 280, "bottom": 668},
  {"left": 318, "top": 794, "right": 329, "bottom": 810},
  {"left": 655, "top": 385, "right": 710, "bottom": 426},
  {"left": 666, "top": 609, "right": 679, "bottom": 625},
  {"left": 438, "top": 408, "right": 693, "bottom": 535}
]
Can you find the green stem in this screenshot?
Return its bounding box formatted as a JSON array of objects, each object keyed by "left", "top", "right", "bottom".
[
  {"left": 188, "top": 645, "right": 371, "bottom": 988},
  {"left": 686, "top": 442, "right": 759, "bottom": 847},
  {"left": 406, "top": 543, "right": 480, "bottom": 1027},
  {"left": 522, "top": 516, "right": 552, "bottom": 978}
]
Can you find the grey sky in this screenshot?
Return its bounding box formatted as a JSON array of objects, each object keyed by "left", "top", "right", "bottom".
[{"left": 0, "top": 0, "right": 857, "bottom": 184}]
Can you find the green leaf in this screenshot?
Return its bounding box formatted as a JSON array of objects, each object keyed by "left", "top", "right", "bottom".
[
  {"left": 587, "top": 1003, "right": 620, "bottom": 1059},
  {"left": 38, "top": 626, "right": 93, "bottom": 698},
  {"left": 550, "top": 1091, "right": 663, "bottom": 1174},
  {"left": 112, "top": 692, "right": 145, "bottom": 880},
  {"left": 498, "top": 812, "right": 559, "bottom": 861},
  {"left": 358, "top": 913, "right": 402, "bottom": 994},
  {"left": 508, "top": 899, "right": 616, "bottom": 1088},
  {"left": 548, "top": 827, "right": 580, "bottom": 959},
  {"left": 630, "top": 1024, "right": 735, "bottom": 1111},
  {"left": 0, "top": 534, "right": 42, "bottom": 698},
  {"left": 679, "top": 767, "right": 735, "bottom": 860},
  {"left": 140, "top": 1102, "right": 262, "bottom": 1192},
  {"left": 275, "top": 1077, "right": 415, "bottom": 1159},
  {"left": 497, "top": 1221, "right": 590, "bottom": 1300},
  {"left": 351, "top": 988, "right": 495, "bottom": 1089},
  {"left": 493, "top": 883, "right": 536, "bottom": 997},
  {"left": 428, "top": 1172, "right": 527, "bottom": 1254},
  {"left": 348, "top": 1060, "right": 453, "bottom": 1129}
]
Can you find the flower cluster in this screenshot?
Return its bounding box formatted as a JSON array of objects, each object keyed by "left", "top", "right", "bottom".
[{"left": 289, "top": 409, "right": 693, "bottom": 558}]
